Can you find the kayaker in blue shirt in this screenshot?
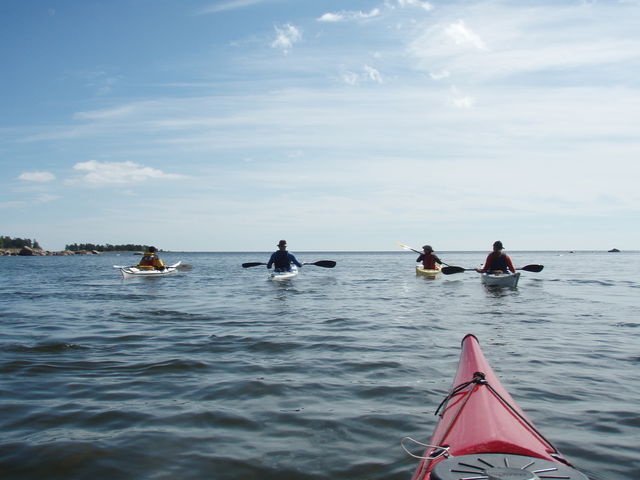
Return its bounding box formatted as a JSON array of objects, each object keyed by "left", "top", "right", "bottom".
[{"left": 267, "top": 240, "right": 302, "bottom": 272}]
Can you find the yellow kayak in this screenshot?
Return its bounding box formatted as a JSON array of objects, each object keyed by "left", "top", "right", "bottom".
[{"left": 415, "top": 265, "right": 441, "bottom": 278}]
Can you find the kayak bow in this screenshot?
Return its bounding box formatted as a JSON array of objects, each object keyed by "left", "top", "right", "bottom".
[{"left": 408, "top": 334, "right": 589, "bottom": 480}]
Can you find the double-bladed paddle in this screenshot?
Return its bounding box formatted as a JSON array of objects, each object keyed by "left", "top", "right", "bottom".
[
  {"left": 441, "top": 264, "right": 544, "bottom": 275},
  {"left": 396, "top": 242, "right": 451, "bottom": 267},
  {"left": 242, "top": 260, "right": 336, "bottom": 269},
  {"left": 396, "top": 242, "right": 422, "bottom": 254}
]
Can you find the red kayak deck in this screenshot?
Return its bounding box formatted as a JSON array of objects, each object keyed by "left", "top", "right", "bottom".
[{"left": 410, "top": 334, "right": 588, "bottom": 480}]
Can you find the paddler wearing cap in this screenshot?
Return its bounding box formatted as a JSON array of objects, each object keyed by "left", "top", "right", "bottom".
[
  {"left": 267, "top": 240, "right": 302, "bottom": 273},
  {"left": 476, "top": 240, "right": 515, "bottom": 274},
  {"left": 416, "top": 245, "right": 444, "bottom": 270},
  {"left": 137, "top": 246, "right": 166, "bottom": 270}
]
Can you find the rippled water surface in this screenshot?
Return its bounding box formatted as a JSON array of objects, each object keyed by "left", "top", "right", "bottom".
[{"left": 1, "top": 251, "right": 638, "bottom": 479}]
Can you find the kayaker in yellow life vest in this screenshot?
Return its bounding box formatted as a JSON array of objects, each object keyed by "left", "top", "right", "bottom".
[{"left": 137, "top": 246, "right": 166, "bottom": 270}]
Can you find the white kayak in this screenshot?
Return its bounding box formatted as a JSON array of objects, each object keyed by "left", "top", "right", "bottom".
[
  {"left": 119, "top": 261, "right": 181, "bottom": 278},
  {"left": 480, "top": 271, "right": 520, "bottom": 287},
  {"left": 270, "top": 265, "right": 298, "bottom": 281}
]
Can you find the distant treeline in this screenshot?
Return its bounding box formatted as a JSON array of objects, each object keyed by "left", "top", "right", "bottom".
[
  {"left": 65, "top": 243, "right": 149, "bottom": 252},
  {"left": 1, "top": 236, "right": 41, "bottom": 249}
]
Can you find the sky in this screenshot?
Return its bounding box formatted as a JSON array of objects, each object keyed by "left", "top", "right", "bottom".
[{"left": 1, "top": 0, "right": 639, "bottom": 252}]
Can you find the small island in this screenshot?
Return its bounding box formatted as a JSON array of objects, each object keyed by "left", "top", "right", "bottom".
[
  {"left": 608, "top": 248, "right": 621, "bottom": 253},
  {"left": 0, "top": 236, "right": 152, "bottom": 256}
]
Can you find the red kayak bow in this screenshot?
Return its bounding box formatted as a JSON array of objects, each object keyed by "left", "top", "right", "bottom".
[{"left": 409, "top": 334, "right": 589, "bottom": 480}]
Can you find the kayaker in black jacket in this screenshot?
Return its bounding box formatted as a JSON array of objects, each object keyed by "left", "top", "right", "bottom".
[{"left": 267, "top": 240, "right": 302, "bottom": 272}]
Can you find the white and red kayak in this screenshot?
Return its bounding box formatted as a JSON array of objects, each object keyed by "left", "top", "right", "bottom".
[{"left": 407, "top": 334, "right": 589, "bottom": 480}]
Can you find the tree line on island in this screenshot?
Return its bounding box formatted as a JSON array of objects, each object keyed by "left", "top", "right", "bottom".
[
  {"left": 1, "top": 236, "right": 150, "bottom": 253},
  {"left": 65, "top": 243, "right": 150, "bottom": 252},
  {"left": 0, "top": 236, "right": 42, "bottom": 249}
]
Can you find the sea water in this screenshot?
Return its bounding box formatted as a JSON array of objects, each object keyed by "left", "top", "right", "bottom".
[{"left": 0, "top": 251, "right": 638, "bottom": 479}]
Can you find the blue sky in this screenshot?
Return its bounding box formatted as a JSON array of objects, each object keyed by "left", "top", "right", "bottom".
[{"left": 2, "top": 0, "right": 639, "bottom": 252}]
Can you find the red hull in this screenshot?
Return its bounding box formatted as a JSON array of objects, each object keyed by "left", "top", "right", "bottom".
[{"left": 411, "top": 334, "right": 572, "bottom": 480}]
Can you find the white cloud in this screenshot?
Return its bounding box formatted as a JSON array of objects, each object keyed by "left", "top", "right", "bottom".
[
  {"left": 341, "top": 66, "right": 384, "bottom": 85},
  {"left": 197, "top": 0, "right": 264, "bottom": 14},
  {"left": 317, "top": 9, "right": 381, "bottom": 22},
  {"left": 397, "top": 0, "right": 433, "bottom": 11},
  {"left": 342, "top": 71, "right": 360, "bottom": 85},
  {"left": 429, "top": 70, "right": 450, "bottom": 80},
  {"left": 364, "top": 65, "right": 383, "bottom": 83},
  {"left": 0, "top": 200, "right": 27, "bottom": 209},
  {"left": 70, "top": 160, "right": 183, "bottom": 185},
  {"left": 450, "top": 86, "right": 474, "bottom": 108},
  {"left": 318, "top": 12, "right": 344, "bottom": 22},
  {"left": 19, "top": 171, "right": 56, "bottom": 182},
  {"left": 34, "top": 193, "right": 61, "bottom": 204},
  {"left": 74, "top": 105, "right": 135, "bottom": 120},
  {"left": 445, "top": 20, "right": 487, "bottom": 50},
  {"left": 271, "top": 24, "right": 302, "bottom": 53}
]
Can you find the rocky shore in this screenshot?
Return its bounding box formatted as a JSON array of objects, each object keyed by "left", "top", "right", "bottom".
[{"left": 0, "top": 246, "right": 102, "bottom": 256}]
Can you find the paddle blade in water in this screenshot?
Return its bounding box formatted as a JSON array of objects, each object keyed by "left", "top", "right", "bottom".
[
  {"left": 242, "top": 262, "right": 266, "bottom": 268},
  {"left": 311, "top": 260, "right": 336, "bottom": 268},
  {"left": 441, "top": 266, "right": 466, "bottom": 275},
  {"left": 521, "top": 264, "right": 544, "bottom": 272}
]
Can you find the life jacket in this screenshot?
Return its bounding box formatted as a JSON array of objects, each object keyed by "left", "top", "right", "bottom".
[
  {"left": 422, "top": 253, "right": 437, "bottom": 270},
  {"left": 488, "top": 252, "right": 509, "bottom": 272},
  {"left": 138, "top": 254, "right": 156, "bottom": 267},
  {"left": 273, "top": 250, "right": 292, "bottom": 271},
  {"left": 138, "top": 253, "right": 164, "bottom": 269}
]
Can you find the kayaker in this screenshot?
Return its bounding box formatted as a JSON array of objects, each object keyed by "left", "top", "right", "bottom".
[
  {"left": 416, "top": 245, "right": 443, "bottom": 270},
  {"left": 137, "top": 246, "right": 166, "bottom": 270},
  {"left": 267, "top": 240, "right": 302, "bottom": 272},
  {"left": 476, "top": 240, "right": 515, "bottom": 274}
]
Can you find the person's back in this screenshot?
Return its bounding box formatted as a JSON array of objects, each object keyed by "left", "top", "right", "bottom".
[
  {"left": 477, "top": 241, "right": 515, "bottom": 274},
  {"left": 267, "top": 240, "right": 302, "bottom": 272},
  {"left": 137, "top": 246, "right": 165, "bottom": 270},
  {"left": 416, "top": 245, "right": 442, "bottom": 270}
]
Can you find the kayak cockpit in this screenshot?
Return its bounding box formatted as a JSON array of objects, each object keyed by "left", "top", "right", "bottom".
[{"left": 430, "top": 453, "right": 589, "bottom": 480}]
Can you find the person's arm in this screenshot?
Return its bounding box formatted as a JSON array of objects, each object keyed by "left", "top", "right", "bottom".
[
  {"left": 506, "top": 255, "right": 515, "bottom": 273},
  {"left": 416, "top": 254, "right": 425, "bottom": 263},
  {"left": 267, "top": 253, "right": 276, "bottom": 269},
  {"left": 289, "top": 253, "right": 302, "bottom": 268},
  {"left": 477, "top": 253, "right": 491, "bottom": 273},
  {"left": 154, "top": 258, "right": 165, "bottom": 269},
  {"left": 434, "top": 255, "right": 443, "bottom": 265}
]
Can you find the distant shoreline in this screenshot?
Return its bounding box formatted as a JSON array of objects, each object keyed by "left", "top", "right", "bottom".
[
  {"left": 0, "top": 247, "right": 145, "bottom": 256},
  {"left": 1, "top": 248, "right": 632, "bottom": 256}
]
